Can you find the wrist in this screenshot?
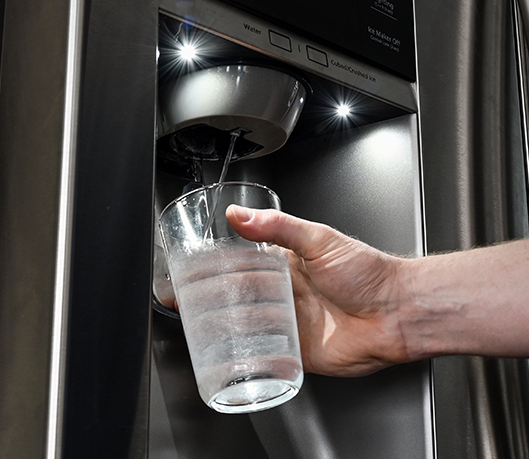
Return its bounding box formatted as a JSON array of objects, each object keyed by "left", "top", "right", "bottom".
[
  {"left": 394, "top": 256, "right": 456, "bottom": 362},
  {"left": 395, "top": 245, "right": 529, "bottom": 361}
]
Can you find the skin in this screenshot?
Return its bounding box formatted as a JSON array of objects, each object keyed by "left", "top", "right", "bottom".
[{"left": 225, "top": 204, "right": 529, "bottom": 378}]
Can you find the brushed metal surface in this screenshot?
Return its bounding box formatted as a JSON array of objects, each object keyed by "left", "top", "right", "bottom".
[
  {"left": 59, "top": 1, "right": 157, "bottom": 457},
  {"left": 416, "top": 0, "right": 529, "bottom": 458},
  {"left": 0, "top": 1, "right": 71, "bottom": 457},
  {"left": 416, "top": 0, "right": 529, "bottom": 251},
  {"left": 518, "top": 0, "right": 529, "bottom": 39},
  {"left": 0, "top": 0, "right": 157, "bottom": 457}
]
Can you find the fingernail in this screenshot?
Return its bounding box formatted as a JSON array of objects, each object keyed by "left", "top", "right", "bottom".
[{"left": 235, "top": 205, "right": 254, "bottom": 223}]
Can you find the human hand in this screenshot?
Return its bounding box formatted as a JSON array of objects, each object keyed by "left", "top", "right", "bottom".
[{"left": 226, "top": 205, "right": 413, "bottom": 377}]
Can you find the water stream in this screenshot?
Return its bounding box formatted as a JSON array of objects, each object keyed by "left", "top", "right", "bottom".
[{"left": 202, "top": 128, "right": 242, "bottom": 241}]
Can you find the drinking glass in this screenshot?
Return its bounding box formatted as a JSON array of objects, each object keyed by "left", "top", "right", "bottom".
[{"left": 159, "top": 182, "right": 303, "bottom": 413}]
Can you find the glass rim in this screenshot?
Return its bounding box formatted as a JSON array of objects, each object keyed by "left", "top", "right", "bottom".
[{"left": 159, "top": 181, "right": 280, "bottom": 218}]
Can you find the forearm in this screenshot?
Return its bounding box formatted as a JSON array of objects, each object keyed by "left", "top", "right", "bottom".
[{"left": 399, "top": 239, "right": 529, "bottom": 361}]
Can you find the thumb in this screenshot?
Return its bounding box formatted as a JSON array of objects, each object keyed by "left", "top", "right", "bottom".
[{"left": 226, "top": 204, "right": 348, "bottom": 261}]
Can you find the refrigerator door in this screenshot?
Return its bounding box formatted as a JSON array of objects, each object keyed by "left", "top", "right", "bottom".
[
  {"left": 416, "top": 0, "right": 529, "bottom": 458},
  {"left": 0, "top": 0, "right": 157, "bottom": 457}
]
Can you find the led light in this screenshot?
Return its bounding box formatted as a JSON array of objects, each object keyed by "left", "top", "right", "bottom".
[
  {"left": 179, "top": 43, "right": 197, "bottom": 61},
  {"left": 336, "top": 103, "right": 351, "bottom": 117}
]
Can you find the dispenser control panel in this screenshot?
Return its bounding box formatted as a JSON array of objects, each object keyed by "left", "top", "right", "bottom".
[{"left": 219, "top": 0, "right": 416, "bottom": 81}]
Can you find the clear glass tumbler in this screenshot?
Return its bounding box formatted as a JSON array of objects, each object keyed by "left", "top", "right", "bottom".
[{"left": 159, "top": 182, "right": 303, "bottom": 413}]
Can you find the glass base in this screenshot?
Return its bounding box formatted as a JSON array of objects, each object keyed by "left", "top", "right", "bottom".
[{"left": 208, "top": 375, "right": 303, "bottom": 414}]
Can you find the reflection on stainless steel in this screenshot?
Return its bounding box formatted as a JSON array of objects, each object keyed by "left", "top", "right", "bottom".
[
  {"left": 47, "top": 1, "right": 85, "bottom": 455},
  {"left": 513, "top": 0, "right": 529, "bottom": 211},
  {"left": 249, "top": 382, "right": 338, "bottom": 459},
  {"left": 417, "top": 0, "right": 529, "bottom": 250},
  {"left": 518, "top": 0, "right": 529, "bottom": 42}
]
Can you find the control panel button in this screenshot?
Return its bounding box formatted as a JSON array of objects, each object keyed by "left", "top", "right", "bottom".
[
  {"left": 306, "top": 46, "right": 328, "bottom": 67},
  {"left": 269, "top": 30, "right": 292, "bottom": 52}
]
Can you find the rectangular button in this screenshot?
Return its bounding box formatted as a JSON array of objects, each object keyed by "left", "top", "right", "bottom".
[
  {"left": 306, "top": 46, "right": 328, "bottom": 67},
  {"left": 269, "top": 30, "right": 292, "bottom": 52}
]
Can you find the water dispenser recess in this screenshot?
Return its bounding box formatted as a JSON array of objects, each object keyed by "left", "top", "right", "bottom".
[
  {"left": 152, "top": 11, "right": 416, "bottom": 313},
  {"left": 151, "top": 4, "right": 430, "bottom": 458}
]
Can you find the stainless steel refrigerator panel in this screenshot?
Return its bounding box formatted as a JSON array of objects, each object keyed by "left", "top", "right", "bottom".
[
  {"left": 416, "top": 0, "right": 529, "bottom": 458},
  {"left": 5, "top": 0, "right": 529, "bottom": 456},
  {"left": 249, "top": 362, "right": 433, "bottom": 459},
  {"left": 514, "top": 0, "right": 529, "bottom": 212},
  {"left": 0, "top": 0, "right": 158, "bottom": 457},
  {"left": 0, "top": 1, "right": 70, "bottom": 457},
  {"left": 416, "top": 0, "right": 529, "bottom": 251}
]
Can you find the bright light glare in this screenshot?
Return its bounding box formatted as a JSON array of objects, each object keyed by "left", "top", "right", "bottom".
[
  {"left": 179, "top": 43, "right": 197, "bottom": 61},
  {"left": 336, "top": 103, "right": 351, "bottom": 117}
]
